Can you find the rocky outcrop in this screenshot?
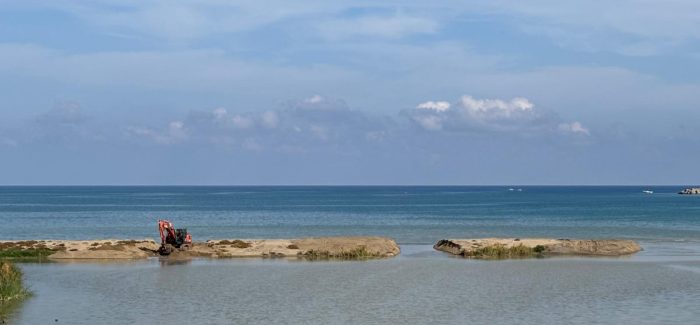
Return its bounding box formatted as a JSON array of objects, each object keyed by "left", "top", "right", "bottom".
[
  {"left": 0, "top": 237, "right": 400, "bottom": 260},
  {"left": 678, "top": 188, "right": 700, "bottom": 195},
  {"left": 434, "top": 238, "right": 641, "bottom": 259}
]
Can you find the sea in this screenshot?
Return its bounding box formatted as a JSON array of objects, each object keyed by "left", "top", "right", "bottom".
[{"left": 2, "top": 186, "right": 700, "bottom": 324}]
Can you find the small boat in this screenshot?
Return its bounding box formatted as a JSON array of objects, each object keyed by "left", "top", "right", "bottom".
[{"left": 642, "top": 190, "right": 654, "bottom": 194}]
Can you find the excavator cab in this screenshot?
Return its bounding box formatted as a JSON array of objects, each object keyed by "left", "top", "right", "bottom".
[
  {"left": 173, "top": 228, "right": 189, "bottom": 247},
  {"left": 158, "top": 219, "right": 192, "bottom": 255}
]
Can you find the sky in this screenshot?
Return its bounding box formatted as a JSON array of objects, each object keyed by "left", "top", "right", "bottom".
[{"left": 1, "top": 1, "right": 700, "bottom": 185}]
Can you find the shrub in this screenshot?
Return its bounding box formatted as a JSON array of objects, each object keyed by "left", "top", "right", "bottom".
[
  {"left": 218, "top": 240, "right": 251, "bottom": 248},
  {"left": 533, "top": 245, "right": 546, "bottom": 254},
  {"left": 230, "top": 240, "right": 251, "bottom": 248},
  {"left": 302, "top": 246, "right": 381, "bottom": 260},
  {"left": 463, "top": 244, "right": 544, "bottom": 259},
  {"left": 0, "top": 248, "right": 55, "bottom": 260},
  {"left": 0, "top": 262, "right": 30, "bottom": 303}
]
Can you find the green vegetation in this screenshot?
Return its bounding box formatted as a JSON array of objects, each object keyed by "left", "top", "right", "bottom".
[
  {"left": 463, "top": 244, "right": 546, "bottom": 259},
  {"left": 0, "top": 262, "right": 30, "bottom": 303},
  {"left": 0, "top": 241, "right": 62, "bottom": 261},
  {"left": 0, "top": 248, "right": 55, "bottom": 260},
  {"left": 217, "top": 240, "right": 252, "bottom": 248},
  {"left": 302, "top": 246, "right": 382, "bottom": 260},
  {"left": 533, "top": 245, "right": 546, "bottom": 254}
]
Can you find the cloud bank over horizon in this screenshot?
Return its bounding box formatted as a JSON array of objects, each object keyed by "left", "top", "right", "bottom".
[
  {"left": 1, "top": 93, "right": 689, "bottom": 185},
  {"left": 1, "top": 1, "right": 699, "bottom": 184}
]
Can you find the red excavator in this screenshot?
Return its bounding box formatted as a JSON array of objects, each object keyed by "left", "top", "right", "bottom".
[{"left": 157, "top": 219, "right": 192, "bottom": 255}]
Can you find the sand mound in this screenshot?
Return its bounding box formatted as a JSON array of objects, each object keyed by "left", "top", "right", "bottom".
[
  {"left": 292, "top": 236, "right": 400, "bottom": 258},
  {"left": 177, "top": 237, "right": 400, "bottom": 259},
  {"left": 0, "top": 237, "right": 400, "bottom": 260},
  {"left": 434, "top": 238, "right": 641, "bottom": 259}
]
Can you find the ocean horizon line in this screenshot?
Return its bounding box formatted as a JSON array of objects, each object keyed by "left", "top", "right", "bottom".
[{"left": 0, "top": 184, "right": 695, "bottom": 187}]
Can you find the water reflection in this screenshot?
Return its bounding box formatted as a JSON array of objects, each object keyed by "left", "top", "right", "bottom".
[
  {"left": 158, "top": 258, "right": 192, "bottom": 267},
  {"left": 0, "top": 297, "right": 25, "bottom": 324}
]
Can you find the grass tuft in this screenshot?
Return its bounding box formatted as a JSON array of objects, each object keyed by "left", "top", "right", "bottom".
[
  {"left": 0, "top": 262, "right": 30, "bottom": 303},
  {"left": 302, "top": 246, "right": 381, "bottom": 260},
  {"left": 0, "top": 248, "right": 55, "bottom": 260},
  {"left": 464, "top": 244, "right": 546, "bottom": 259},
  {"left": 533, "top": 245, "right": 546, "bottom": 254},
  {"left": 217, "top": 240, "right": 252, "bottom": 248}
]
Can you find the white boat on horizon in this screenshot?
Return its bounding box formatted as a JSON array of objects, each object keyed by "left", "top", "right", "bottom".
[{"left": 642, "top": 190, "right": 654, "bottom": 194}]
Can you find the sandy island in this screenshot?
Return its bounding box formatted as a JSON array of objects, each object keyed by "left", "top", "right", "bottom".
[
  {"left": 0, "top": 237, "right": 400, "bottom": 260},
  {"left": 434, "top": 238, "right": 642, "bottom": 258}
]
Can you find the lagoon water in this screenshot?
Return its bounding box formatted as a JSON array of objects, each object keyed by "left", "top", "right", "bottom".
[{"left": 2, "top": 186, "right": 700, "bottom": 324}]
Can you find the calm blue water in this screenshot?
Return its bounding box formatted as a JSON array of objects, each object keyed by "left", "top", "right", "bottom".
[{"left": 1, "top": 186, "right": 699, "bottom": 244}]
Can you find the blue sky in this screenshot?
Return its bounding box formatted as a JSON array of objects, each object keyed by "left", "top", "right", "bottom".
[{"left": 1, "top": 1, "right": 700, "bottom": 185}]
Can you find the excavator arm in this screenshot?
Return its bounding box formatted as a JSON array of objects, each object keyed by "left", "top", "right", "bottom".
[{"left": 158, "top": 219, "right": 177, "bottom": 245}]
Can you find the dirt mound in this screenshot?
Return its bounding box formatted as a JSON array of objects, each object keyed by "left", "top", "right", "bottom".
[
  {"left": 0, "top": 240, "right": 159, "bottom": 260},
  {"left": 434, "top": 238, "right": 642, "bottom": 259},
  {"left": 1, "top": 237, "right": 401, "bottom": 260},
  {"left": 291, "top": 237, "right": 400, "bottom": 259}
]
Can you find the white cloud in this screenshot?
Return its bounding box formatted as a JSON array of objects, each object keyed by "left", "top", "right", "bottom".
[
  {"left": 35, "top": 101, "right": 87, "bottom": 126},
  {"left": 126, "top": 120, "right": 187, "bottom": 145},
  {"left": 310, "top": 125, "right": 329, "bottom": 140},
  {"left": 213, "top": 108, "right": 227, "bottom": 120},
  {"left": 168, "top": 121, "right": 187, "bottom": 138},
  {"left": 408, "top": 95, "right": 588, "bottom": 136},
  {"left": 126, "top": 94, "right": 591, "bottom": 148},
  {"left": 123, "top": 95, "right": 387, "bottom": 150},
  {"left": 304, "top": 95, "right": 324, "bottom": 104},
  {"left": 294, "top": 95, "right": 349, "bottom": 111},
  {"left": 125, "top": 126, "right": 165, "bottom": 143},
  {"left": 558, "top": 121, "right": 590, "bottom": 136},
  {"left": 416, "top": 101, "right": 450, "bottom": 112},
  {"left": 409, "top": 95, "right": 543, "bottom": 133},
  {"left": 260, "top": 111, "right": 279, "bottom": 129},
  {"left": 21, "top": 94, "right": 593, "bottom": 153},
  {"left": 413, "top": 115, "right": 444, "bottom": 131},
  {"left": 459, "top": 95, "right": 534, "bottom": 118},
  {"left": 231, "top": 115, "right": 254, "bottom": 129},
  {"left": 26, "top": 102, "right": 106, "bottom": 143}
]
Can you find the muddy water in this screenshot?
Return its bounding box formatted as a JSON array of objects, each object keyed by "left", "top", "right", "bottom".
[{"left": 7, "top": 245, "right": 700, "bottom": 325}]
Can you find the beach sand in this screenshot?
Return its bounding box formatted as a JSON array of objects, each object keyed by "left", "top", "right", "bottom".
[{"left": 0, "top": 237, "right": 400, "bottom": 260}]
